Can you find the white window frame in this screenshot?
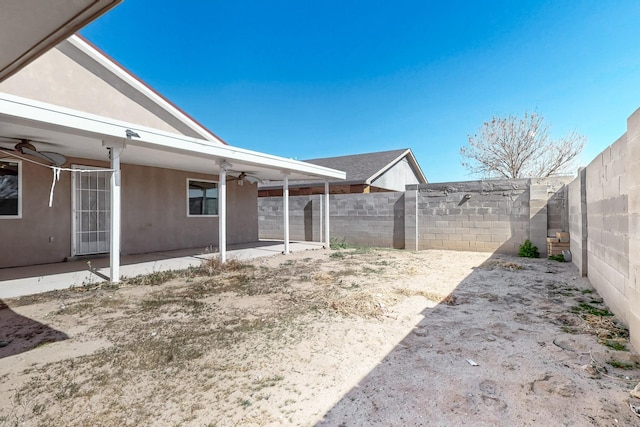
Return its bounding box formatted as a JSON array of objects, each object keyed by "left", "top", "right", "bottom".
[
  {"left": 0, "top": 158, "right": 22, "bottom": 219},
  {"left": 187, "top": 178, "right": 219, "bottom": 217}
]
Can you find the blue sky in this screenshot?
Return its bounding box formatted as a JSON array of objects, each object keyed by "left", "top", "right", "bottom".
[{"left": 81, "top": 1, "right": 640, "bottom": 182}]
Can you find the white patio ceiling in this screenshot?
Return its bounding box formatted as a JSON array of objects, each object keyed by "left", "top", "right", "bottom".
[
  {"left": 0, "top": 0, "right": 122, "bottom": 82},
  {"left": 0, "top": 93, "right": 345, "bottom": 182}
]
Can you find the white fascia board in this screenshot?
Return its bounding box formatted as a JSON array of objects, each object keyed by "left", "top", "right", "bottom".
[
  {"left": 366, "top": 149, "right": 411, "bottom": 184},
  {"left": 367, "top": 148, "right": 428, "bottom": 184},
  {"left": 405, "top": 149, "right": 429, "bottom": 183},
  {"left": 0, "top": 93, "right": 346, "bottom": 180},
  {"left": 67, "top": 35, "right": 222, "bottom": 144}
]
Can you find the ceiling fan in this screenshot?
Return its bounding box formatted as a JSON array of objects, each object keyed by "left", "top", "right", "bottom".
[
  {"left": 226, "top": 171, "right": 263, "bottom": 186},
  {"left": 0, "top": 138, "right": 67, "bottom": 166}
]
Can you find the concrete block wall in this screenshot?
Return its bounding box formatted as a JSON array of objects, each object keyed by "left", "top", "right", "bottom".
[
  {"left": 626, "top": 108, "right": 640, "bottom": 350},
  {"left": 330, "top": 192, "right": 405, "bottom": 248},
  {"left": 260, "top": 179, "right": 569, "bottom": 255},
  {"left": 408, "top": 179, "right": 531, "bottom": 253},
  {"left": 529, "top": 182, "right": 549, "bottom": 257},
  {"left": 566, "top": 106, "right": 640, "bottom": 350},
  {"left": 583, "top": 135, "right": 630, "bottom": 325},
  {"left": 530, "top": 177, "right": 573, "bottom": 256},
  {"left": 258, "top": 192, "right": 405, "bottom": 248},
  {"left": 567, "top": 168, "right": 588, "bottom": 276},
  {"left": 258, "top": 195, "right": 323, "bottom": 241}
]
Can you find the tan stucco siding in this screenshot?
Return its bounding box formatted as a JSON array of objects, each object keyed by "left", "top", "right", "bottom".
[
  {"left": 0, "top": 160, "right": 258, "bottom": 268},
  {"left": 1, "top": 158, "right": 73, "bottom": 267},
  {"left": 0, "top": 45, "right": 184, "bottom": 135},
  {"left": 120, "top": 164, "right": 258, "bottom": 254}
]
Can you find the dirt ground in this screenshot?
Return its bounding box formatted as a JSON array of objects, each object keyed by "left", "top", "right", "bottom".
[{"left": 1, "top": 247, "right": 640, "bottom": 426}]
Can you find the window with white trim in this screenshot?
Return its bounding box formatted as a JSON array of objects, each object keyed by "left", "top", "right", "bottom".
[
  {"left": 187, "top": 179, "right": 218, "bottom": 216},
  {"left": 0, "top": 160, "right": 21, "bottom": 218}
]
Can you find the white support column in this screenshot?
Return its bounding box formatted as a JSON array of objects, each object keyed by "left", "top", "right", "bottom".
[
  {"left": 415, "top": 188, "right": 419, "bottom": 251},
  {"left": 219, "top": 162, "right": 228, "bottom": 263},
  {"left": 283, "top": 173, "right": 290, "bottom": 254},
  {"left": 324, "top": 179, "right": 330, "bottom": 248},
  {"left": 104, "top": 140, "right": 125, "bottom": 283}
]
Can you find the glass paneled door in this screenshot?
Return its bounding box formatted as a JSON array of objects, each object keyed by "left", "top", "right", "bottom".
[{"left": 72, "top": 166, "right": 111, "bottom": 256}]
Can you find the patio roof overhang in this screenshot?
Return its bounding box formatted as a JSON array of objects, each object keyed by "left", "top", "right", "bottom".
[
  {"left": 0, "top": 92, "right": 344, "bottom": 279},
  {"left": 0, "top": 0, "right": 122, "bottom": 82},
  {"left": 0, "top": 93, "right": 345, "bottom": 182}
]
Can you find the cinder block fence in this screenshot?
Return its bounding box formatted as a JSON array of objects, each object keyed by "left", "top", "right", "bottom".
[
  {"left": 260, "top": 105, "right": 640, "bottom": 352},
  {"left": 258, "top": 177, "right": 571, "bottom": 256}
]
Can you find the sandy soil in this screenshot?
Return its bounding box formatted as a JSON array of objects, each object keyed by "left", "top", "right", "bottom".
[{"left": 1, "top": 248, "right": 640, "bottom": 426}]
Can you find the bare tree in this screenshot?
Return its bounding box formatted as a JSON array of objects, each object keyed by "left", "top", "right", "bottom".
[{"left": 460, "top": 112, "right": 585, "bottom": 179}]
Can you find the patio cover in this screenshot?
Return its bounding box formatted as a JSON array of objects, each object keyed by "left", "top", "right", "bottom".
[{"left": 0, "top": 93, "right": 345, "bottom": 280}]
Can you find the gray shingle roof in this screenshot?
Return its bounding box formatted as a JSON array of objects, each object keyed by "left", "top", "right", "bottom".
[
  {"left": 260, "top": 148, "right": 423, "bottom": 189},
  {"left": 302, "top": 148, "right": 409, "bottom": 182}
]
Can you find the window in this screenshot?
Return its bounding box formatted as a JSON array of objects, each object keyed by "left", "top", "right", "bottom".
[
  {"left": 0, "top": 160, "right": 21, "bottom": 218},
  {"left": 187, "top": 179, "right": 218, "bottom": 216}
]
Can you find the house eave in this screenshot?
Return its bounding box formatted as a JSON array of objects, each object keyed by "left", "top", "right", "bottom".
[{"left": 0, "top": 0, "right": 122, "bottom": 82}]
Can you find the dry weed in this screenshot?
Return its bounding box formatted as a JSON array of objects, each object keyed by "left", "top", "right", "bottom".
[
  {"left": 482, "top": 259, "right": 524, "bottom": 270},
  {"left": 394, "top": 288, "right": 458, "bottom": 305}
]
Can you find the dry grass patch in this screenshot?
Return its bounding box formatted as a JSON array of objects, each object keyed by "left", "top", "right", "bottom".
[{"left": 4, "top": 249, "right": 636, "bottom": 426}]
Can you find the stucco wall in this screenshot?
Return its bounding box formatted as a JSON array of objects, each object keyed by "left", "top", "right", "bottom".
[
  {"left": 0, "top": 41, "right": 191, "bottom": 136},
  {"left": 0, "top": 158, "right": 73, "bottom": 267},
  {"left": 0, "top": 159, "right": 257, "bottom": 268},
  {"left": 121, "top": 164, "right": 257, "bottom": 254}
]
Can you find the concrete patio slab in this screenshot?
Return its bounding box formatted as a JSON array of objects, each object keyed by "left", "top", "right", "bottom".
[{"left": 0, "top": 241, "right": 325, "bottom": 299}]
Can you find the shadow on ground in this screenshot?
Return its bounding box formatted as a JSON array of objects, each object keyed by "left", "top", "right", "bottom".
[
  {"left": 315, "top": 253, "right": 640, "bottom": 426},
  {"left": 0, "top": 299, "right": 68, "bottom": 359}
]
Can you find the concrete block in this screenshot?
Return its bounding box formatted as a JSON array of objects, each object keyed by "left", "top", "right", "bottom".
[
  {"left": 630, "top": 311, "right": 640, "bottom": 352},
  {"left": 450, "top": 240, "right": 470, "bottom": 249},
  {"left": 480, "top": 241, "right": 500, "bottom": 250},
  {"left": 429, "top": 240, "right": 444, "bottom": 248}
]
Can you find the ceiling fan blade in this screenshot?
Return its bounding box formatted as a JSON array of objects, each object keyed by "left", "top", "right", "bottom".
[
  {"left": 20, "top": 147, "right": 67, "bottom": 166},
  {"left": 244, "top": 175, "right": 263, "bottom": 184},
  {"left": 39, "top": 151, "right": 67, "bottom": 166}
]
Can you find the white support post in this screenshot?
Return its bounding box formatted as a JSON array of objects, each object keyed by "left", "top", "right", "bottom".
[
  {"left": 283, "top": 173, "right": 290, "bottom": 254},
  {"left": 219, "top": 162, "right": 227, "bottom": 263},
  {"left": 324, "top": 179, "right": 330, "bottom": 248},
  {"left": 105, "top": 140, "right": 125, "bottom": 283},
  {"left": 415, "top": 188, "right": 419, "bottom": 251}
]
